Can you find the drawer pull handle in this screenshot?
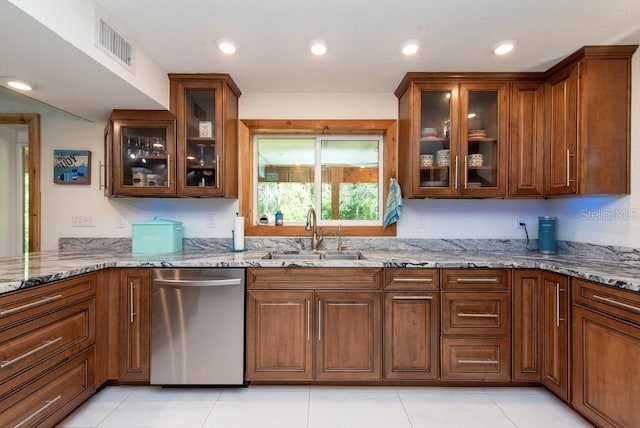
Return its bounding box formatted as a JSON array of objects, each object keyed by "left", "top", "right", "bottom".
[
  {"left": 593, "top": 295, "right": 640, "bottom": 313},
  {"left": 14, "top": 394, "right": 61, "bottom": 428},
  {"left": 457, "top": 313, "right": 498, "bottom": 318},
  {"left": 458, "top": 359, "right": 499, "bottom": 365},
  {"left": 393, "top": 296, "right": 433, "bottom": 300},
  {"left": 391, "top": 278, "right": 433, "bottom": 283},
  {"left": 307, "top": 300, "right": 311, "bottom": 342},
  {"left": 0, "top": 294, "right": 63, "bottom": 317},
  {"left": 1, "top": 337, "right": 63, "bottom": 369},
  {"left": 453, "top": 278, "right": 500, "bottom": 284}
]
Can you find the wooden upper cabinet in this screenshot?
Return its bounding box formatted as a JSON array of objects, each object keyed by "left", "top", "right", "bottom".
[
  {"left": 395, "top": 76, "right": 508, "bottom": 198},
  {"left": 509, "top": 81, "right": 544, "bottom": 197},
  {"left": 544, "top": 65, "right": 578, "bottom": 195},
  {"left": 104, "top": 110, "right": 177, "bottom": 197},
  {"left": 169, "top": 73, "right": 241, "bottom": 198},
  {"left": 544, "top": 45, "right": 637, "bottom": 196}
]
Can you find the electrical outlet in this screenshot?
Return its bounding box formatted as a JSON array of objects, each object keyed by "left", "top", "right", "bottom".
[
  {"left": 72, "top": 215, "right": 94, "bottom": 227},
  {"left": 515, "top": 215, "right": 526, "bottom": 229},
  {"left": 417, "top": 215, "right": 426, "bottom": 229},
  {"left": 206, "top": 214, "right": 217, "bottom": 229}
]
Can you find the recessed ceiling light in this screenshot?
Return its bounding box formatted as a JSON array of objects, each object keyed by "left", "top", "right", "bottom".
[
  {"left": 400, "top": 40, "right": 420, "bottom": 56},
  {"left": 1, "top": 77, "right": 35, "bottom": 91},
  {"left": 310, "top": 40, "right": 327, "bottom": 56},
  {"left": 494, "top": 39, "right": 517, "bottom": 55},
  {"left": 217, "top": 39, "right": 237, "bottom": 55}
]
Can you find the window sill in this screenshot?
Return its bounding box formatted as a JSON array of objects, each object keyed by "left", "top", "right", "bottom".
[{"left": 245, "top": 224, "right": 396, "bottom": 237}]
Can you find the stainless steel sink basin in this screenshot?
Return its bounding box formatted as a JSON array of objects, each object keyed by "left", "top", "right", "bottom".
[
  {"left": 322, "top": 251, "right": 364, "bottom": 260},
  {"left": 263, "top": 250, "right": 364, "bottom": 260}
]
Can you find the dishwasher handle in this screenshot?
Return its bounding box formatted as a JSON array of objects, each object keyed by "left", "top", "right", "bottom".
[{"left": 153, "top": 278, "right": 242, "bottom": 287}]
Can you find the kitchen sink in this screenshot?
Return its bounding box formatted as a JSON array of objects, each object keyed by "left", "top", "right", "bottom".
[{"left": 263, "top": 250, "right": 364, "bottom": 260}]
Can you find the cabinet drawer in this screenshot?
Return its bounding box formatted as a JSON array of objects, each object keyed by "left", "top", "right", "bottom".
[
  {"left": 442, "top": 292, "right": 509, "bottom": 335},
  {"left": 441, "top": 337, "right": 510, "bottom": 381},
  {"left": 1, "top": 298, "right": 94, "bottom": 390},
  {"left": 248, "top": 268, "right": 382, "bottom": 290},
  {"left": 573, "top": 278, "right": 640, "bottom": 324},
  {"left": 0, "top": 274, "right": 96, "bottom": 329},
  {"left": 384, "top": 268, "right": 439, "bottom": 290},
  {"left": 0, "top": 347, "right": 95, "bottom": 428},
  {"left": 441, "top": 269, "right": 508, "bottom": 290}
]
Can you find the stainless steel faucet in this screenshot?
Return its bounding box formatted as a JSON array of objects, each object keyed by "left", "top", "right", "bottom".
[{"left": 305, "top": 207, "right": 323, "bottom": 250}]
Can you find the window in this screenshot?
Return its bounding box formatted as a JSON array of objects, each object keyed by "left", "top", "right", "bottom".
[
  {"left": 254, "top": 136, "right": 383, "bottom": 225},
  {"left": 239, "top": 119, "right": 397, "bottom": 237}
]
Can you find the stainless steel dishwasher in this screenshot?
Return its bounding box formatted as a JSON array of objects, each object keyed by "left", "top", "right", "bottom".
[{"left": 151, "top": 268, "right": 245, "bottom": 385}]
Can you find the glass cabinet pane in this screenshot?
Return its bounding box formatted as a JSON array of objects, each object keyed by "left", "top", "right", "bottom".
[
  {"left": 121, "top": 126, "right": 169, "bottom": 188},
  {"left": 183, "top": 89, "right": 218, "bottom": 188},
  {"left": 465, "top": 91, "right": 499, "bottom": 189},
  {"left": 419, "top": 90, "right": 452, "bottom": 188}
]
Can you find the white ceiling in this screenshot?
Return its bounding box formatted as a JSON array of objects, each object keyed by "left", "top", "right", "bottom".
[{"left": 2, "top": 0, "right": 640, "bottom": 122}]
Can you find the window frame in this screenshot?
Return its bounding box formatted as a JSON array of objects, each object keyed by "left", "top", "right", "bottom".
[
  {"left": 239, "top": 119, "right": 397, "bottom": 237},
  {"left": 253, "top": 134, "right": 384, "bottom": 226}
]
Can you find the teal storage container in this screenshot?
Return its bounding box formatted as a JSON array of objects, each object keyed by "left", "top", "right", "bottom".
[{"left": 132, "top": 217, "right": 183, "bottom": 253}]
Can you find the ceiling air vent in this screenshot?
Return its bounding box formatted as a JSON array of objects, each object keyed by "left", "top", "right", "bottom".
[{"left": 96, "top": 16, "right": 134, "bottom": 72}]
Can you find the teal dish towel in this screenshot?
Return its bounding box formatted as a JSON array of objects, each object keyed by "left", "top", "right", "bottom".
[{"left": 383, "top": 178, "right": 403, "bottom": 228}]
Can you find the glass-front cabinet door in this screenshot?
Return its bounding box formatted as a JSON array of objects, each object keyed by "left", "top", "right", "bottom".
[
  {"left": 398, "top": 78, "right": 508, "bottom": 198},
  {"left": 459, "top": 83, "right": 508, "bottom": 197},
  {"left": 414, "top": 83, "right": 459, "bottom": 197},
  {"left": 170, "top": 74, "right": 241, "bottom": 198},
  {"left": 179, "top": 86, "right": 221, "bottom": 194},
  {"left": 107, "top": 111, "right": 176, "bottom": 197}
]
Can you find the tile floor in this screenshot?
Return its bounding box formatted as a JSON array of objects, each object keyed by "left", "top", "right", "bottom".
[{"left": 59, "top": 385, "right": 593, "bottom": 428}]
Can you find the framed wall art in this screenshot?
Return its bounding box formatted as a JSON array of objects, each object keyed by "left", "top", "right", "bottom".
[{"left": 53, "top": 149, "right": 91, "bottom": 184}]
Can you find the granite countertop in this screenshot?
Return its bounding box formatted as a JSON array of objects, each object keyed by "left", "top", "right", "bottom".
[{"left": 1, "top": 248, "right": 639, "bottom": 296}]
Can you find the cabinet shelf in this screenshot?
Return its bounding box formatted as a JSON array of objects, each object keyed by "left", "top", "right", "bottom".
[
  {"left": 187, "top": 164, "right": 217, "bottom": 171},
  {"left": 420, "top": 137, "right": 448, "bottom": 142},
  {"left": 187, "top": 137, "right": 216, "bottom": 143},
  {"left": 467, "top": 137, "right": 497, "bottom": 142}
]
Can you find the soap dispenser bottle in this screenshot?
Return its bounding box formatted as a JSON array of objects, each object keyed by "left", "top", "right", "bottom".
[{"left": 275, "top": 209, "right": 283, "bottom": 226}]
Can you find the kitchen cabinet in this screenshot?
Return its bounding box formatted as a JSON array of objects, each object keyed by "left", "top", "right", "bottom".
[
  {"left": 169, "top": 73, "right": 241, "bottom": 197},
  {"left": 395, "top": 76, "right": 509, "bottom": 198},
  {"left": 246, "top": 268, "right": 382, "bottom": 381},
  {"left": 383, "top": 268, "right": 439, "bottom": 380},
  {"left": 544, "top": 45, "right": 637, "bottom": 196},
  {"left": 541, "top": 271, "right": 570, "bottom": 401},
  {"left": 246, "top": 291, "right": 314, "bottom": 381},
  {"left": 316, "top": 291, "right": 381, "bottom": 380},
  {"left": 509, "top": 81, "right": 544, "bottom": 197},
  {"left": 104, "top": 109, "right": 177, "bottom": 197},
  {"left": 512, "top": 270, "right": 543, "bottom": 382},
  {"left": 119, "top": 269, "right": 150, "bottom": 382},
  {"left": 572, "top": 278, "right": 640, "bottom": 428},
  {"left": 440, "top": 269, "right": 511, "bottom": 381},
  {"left": 0, "top": 274, "right": 96, "bottom": 427}
]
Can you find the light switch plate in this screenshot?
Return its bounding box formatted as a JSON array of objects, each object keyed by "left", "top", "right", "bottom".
[{"left": 72, "top": 215, "right": 94, "bottom": 227}]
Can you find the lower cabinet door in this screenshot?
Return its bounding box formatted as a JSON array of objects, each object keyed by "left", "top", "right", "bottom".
[
  {"left": 541, "top": 272, "right": 569, "bottom": 400},
  {"left": 512, "top": 270, "right": 543, "bottom": 382},
  {"left": 384, "top": 291, "right": 439, "bottom": 380},
  {"left": 572, "top": 306, "right": 640, "bottom": 428},
  {"left": 246, "top": 291, "right": 314, "bottom": 381},
  {"left": 119, "top": 269, "right": 151, "bottom": 382},
  {"left": 0, "top": 348, "right": 95, "bottom": 428},
  {"left": 316, "top": 291, "right": 381, "bottom": 380},
  {"left": 441, "top": 337, "right": 511, "bottom": 381}
]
